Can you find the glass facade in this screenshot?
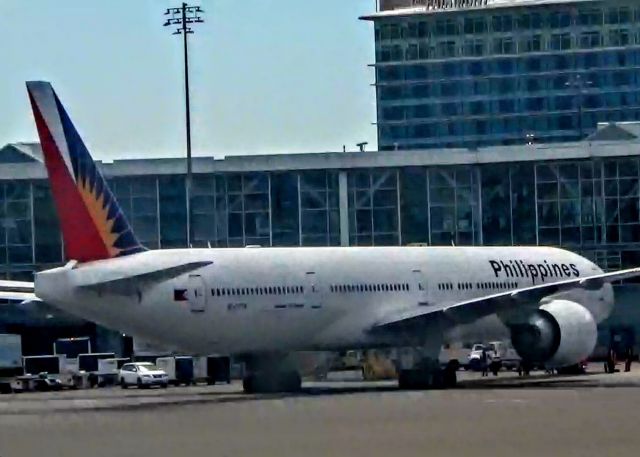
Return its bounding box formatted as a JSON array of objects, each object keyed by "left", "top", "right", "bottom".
[
  {"left": 348, "top": 169, "right": 399, "bottom": 246},
  {"left": 371, "top": 1, "right": 640, "bottom": 150},
  {"left": 5, "top": 152, "right": 640, "bottom": 280}
]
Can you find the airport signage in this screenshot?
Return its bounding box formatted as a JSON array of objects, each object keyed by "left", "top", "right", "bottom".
[{"left": 411, "top": 0, "right": 489, "bottom": 10}]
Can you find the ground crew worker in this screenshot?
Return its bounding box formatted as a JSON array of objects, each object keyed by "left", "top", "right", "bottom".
[
  {"left": 625, "top": 346, "right": 633, "bottom": 373},
  {"left": 605, "top": 347, "right": 616, "bottom": 374},
  {"left": 481, "top": 347, "right": 489, "bottom": 377}
]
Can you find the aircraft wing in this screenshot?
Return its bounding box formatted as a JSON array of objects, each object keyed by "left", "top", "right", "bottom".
[
  {"left": 0, "top": 280, "right": 37, "bottom": 303},
  {"left": 372, "top": 267, "right": 640, "bottom": 332}
]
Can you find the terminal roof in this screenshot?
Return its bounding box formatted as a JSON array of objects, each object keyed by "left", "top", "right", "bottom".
[
  {"left": 3, "top": 122, "right": 640, "bottom": 180},
  {"left": 360, "top": 0, "right": 599, "bottom": 20}
]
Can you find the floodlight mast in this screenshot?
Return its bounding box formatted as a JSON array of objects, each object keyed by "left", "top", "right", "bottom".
[{"left": 163, "top": 3, "right": 204, "bottom": 246}]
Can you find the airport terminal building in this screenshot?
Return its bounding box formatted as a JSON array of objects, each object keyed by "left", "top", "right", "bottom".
[{"left": 2, "top": 125, "right": 640, "bottom": 353}]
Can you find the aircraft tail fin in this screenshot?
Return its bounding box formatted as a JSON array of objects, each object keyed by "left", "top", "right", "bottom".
[{"left": 26, "top": 81, "right": 145, "bottom": 262}]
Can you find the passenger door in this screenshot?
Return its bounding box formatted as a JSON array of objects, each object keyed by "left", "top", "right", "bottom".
[
  {"left": 187, "top": 274, "right": 207, "bottom": 313},
  {"left": 304, "top": 271, "right": 322, "bottom": 309},
  {"left": 412, "top": 269, "right": 430, "bottom": 307}
]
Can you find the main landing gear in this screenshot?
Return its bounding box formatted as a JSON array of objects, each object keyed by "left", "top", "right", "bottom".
[{"left": 241, "top": 354, "right": 302, "bottom": 394}]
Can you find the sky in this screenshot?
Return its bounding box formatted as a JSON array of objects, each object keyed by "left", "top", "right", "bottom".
[{"left": 0, "top": 0, "right": 378, "bottom": 160}]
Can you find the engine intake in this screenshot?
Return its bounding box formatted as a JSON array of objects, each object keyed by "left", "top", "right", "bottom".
[{"left": 510, "top": 300, "right": 597, "bottom": 368}]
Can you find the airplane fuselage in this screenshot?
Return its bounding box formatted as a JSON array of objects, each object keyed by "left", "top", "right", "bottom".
[{"left": 34, "top": 246, "right": 612, "bottom": 356}]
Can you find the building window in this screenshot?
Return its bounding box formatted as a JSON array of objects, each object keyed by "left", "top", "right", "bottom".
[
  {"left": 578, "top": 8, "right": 603, "bottom": 26},
  {"left": 464, "top": 17, "right": 486, "bottom": 35},
  {"left": 492, "top": 37, "right": 514, "bottom": 55},
  {"left": 609, "top": 29, "right": 630, "bottom": 47},
  {"left": 463, "top": 39, "right": 484, "bottom": 57},
  {"left": 405, "top": 44, "right": 418, "bottom": 61},
  {"left": 550, "top": 33, "right": 572, "bottom": 51},
  {"left": 518, "top": 12, "right": 543, "bottom": 30},
  {"left": 521, "top": 34, "right": 542, "bottom": 53},
  {"left": 548, "top": 11, "right": 572, "bottom": 29},
  {"left": 607, "top": 7, "right": 631, "bottom": 25},
  {"left": 435, "top": 19, "right": 458, "bottom": 36},
  {"left": 579, "top": 31, "right": 601, "bottom": 49},
  {"left": 492, "top": 15, "right": 513, "bottom": 33},
  {"left": 436, "top": 41, "right": 457, "bottom": 58},
  {"left": 523, "top": 56, "right": 542, "bottom": 72}
]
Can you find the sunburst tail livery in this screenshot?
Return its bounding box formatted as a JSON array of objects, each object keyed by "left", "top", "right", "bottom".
[{"left": 26, "top": 81, "right": 145, "bottom": 262}]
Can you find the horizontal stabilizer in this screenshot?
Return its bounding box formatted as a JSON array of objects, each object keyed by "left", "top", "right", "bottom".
[
  {"left": 76, "top": 261, "right": 213, "bottom": 296},
  {"left": 0, "top": 291, "right": 38, "bottom": 303},
  {"left": 372, "top": 266, "right": 640, "bottom": 333},
  {"left": 0, "top": 280, "right": 36, "bottom": 303}
]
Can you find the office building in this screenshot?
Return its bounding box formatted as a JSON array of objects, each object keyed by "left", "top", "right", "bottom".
[{"left": 362, "top": 0, "right": 640, "bottom": 150}]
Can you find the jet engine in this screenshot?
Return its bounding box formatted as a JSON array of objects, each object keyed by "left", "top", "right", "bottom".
[{"left": 509, "top": 300, "right": 597, "bottom": 368}]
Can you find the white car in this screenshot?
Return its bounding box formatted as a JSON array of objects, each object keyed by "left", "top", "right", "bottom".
[{"left": 119, "top": 362, "right": 169, "bottom": 389}]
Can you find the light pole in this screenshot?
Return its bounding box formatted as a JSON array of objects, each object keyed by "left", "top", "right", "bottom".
[
  {"left": 565, "top": 74, "right": 593, "bottom": 140},
  {"left": 163, "top": 3, "right": 204, "bottom": 247}
]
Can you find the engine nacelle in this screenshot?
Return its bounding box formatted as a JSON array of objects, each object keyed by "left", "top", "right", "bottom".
[{"left": 510, "top": 300, "right": 597, "bottom": 368}]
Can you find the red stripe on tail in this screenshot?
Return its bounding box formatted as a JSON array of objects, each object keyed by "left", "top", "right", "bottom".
[{"left": 28, "top": 92, "right": 111, "bottom": 262}]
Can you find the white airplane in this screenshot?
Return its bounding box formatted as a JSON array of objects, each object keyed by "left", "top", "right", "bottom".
[{"left": 2, "top": 81, "right": 640, "bottom": 393}]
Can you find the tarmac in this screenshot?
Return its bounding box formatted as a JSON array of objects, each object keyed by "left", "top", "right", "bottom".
[{"left": 1, "top": 367, "right": 639, "bottom": 457}]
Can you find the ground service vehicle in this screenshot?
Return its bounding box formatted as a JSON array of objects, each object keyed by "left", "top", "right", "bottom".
[
  {"left": 156, "top": 356, "right": 195, "bottom": 386},
  {"left": 0, "top": 334, "right": 22, "bottom": 377},
  {"left": 119, "top": 362, "right": 168, "bottom": 389}
]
